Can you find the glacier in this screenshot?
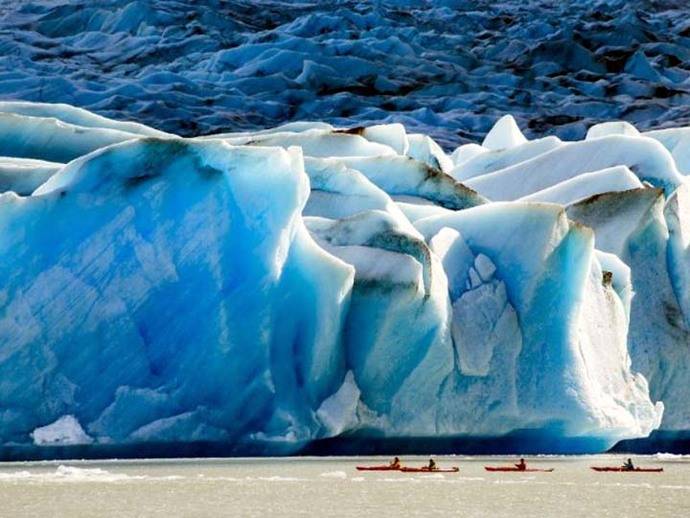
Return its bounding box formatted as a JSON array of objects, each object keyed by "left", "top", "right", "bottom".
[
  {"left": 4, "top": 101, "right": 690, "bottom": 459},
  {"left": 1, "top": 1, "right": 690, "bottom": 148}
]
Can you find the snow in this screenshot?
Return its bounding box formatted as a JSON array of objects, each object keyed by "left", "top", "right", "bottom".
[{"left": 1, "top": 99, "right": 690, "bottom": 456}]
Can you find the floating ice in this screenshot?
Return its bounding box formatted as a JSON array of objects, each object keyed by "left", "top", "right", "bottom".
[{"left": 31, "top": 415, "right": 92, "bottom": 446}]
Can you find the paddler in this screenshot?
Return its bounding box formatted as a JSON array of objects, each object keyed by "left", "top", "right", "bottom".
[
  {"left": 389, "top": 457, "right": 401, "bottom": 469},
  {"left": 427, "top": 458, "right": 437, "bottom": 470},
  {"left": 622, "top": 458, "right": 635, "bottom": 471},
  {"left": 515, "top": 458, "right": 527, "bottom": 471}
]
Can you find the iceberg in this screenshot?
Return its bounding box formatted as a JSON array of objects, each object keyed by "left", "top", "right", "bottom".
[
  {"left": 2, "top": 102, "right": 689, "bottom": 459},
  {"left": 0, "top": 135, "right": 353, "bottom": 454},
  {"left": 31, "top": 415, "right": 93, "bottom": 446}
]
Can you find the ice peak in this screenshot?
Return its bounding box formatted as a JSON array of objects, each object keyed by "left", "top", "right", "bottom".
[{"left": 482, "top": 115, "right": 528, "bottom": 151}]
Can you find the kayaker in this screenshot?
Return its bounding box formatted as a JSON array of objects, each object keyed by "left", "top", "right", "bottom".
[
  {"left": 515, "top": 458, "right": 527, "bottom": 471},
  {"left": 389, "top": 457, "right": 401, "bottom": 469},
  {"left": 622, "top": 458, "right": 635, "bottom": 471},
  {"left": 427, "top": 458, "right": 437, "bottom": 470}
]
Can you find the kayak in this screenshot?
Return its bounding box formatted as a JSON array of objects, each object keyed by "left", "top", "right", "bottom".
[
  {"left": 591, "top": 467, "right": 663, "bottom": 473},
  {"left": 356, "top": 465, "right": 401, "bottom": 471},
  {"left": 399, "top": 467, "right": 459, "bottom": 473},
  {"left": 484, "top": 467, "right": 554, "bottom": 472}
]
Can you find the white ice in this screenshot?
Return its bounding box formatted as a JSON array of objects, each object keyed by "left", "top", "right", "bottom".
[{"left": 0, "top": 102, "right": 688, "bottom": 455}]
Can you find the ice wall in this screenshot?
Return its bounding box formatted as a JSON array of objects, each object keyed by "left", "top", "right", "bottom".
[{"left": 2, "top": 102, "right": 688, "bottom": 458}]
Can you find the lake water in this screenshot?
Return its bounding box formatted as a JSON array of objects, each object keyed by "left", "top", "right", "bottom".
[{"left": 0, "top": 454, "right": 688, "bottom": 517}]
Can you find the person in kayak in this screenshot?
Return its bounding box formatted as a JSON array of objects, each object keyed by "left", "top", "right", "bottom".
[
  {"left": 622, "top": 458, "right": 635, "bottom": 471},
  {"left": 515, "top": 458, "right": 527, "bottom": 471},
  {"left": 389, "top": 457, "right": 401, "bottom": 469},
  {"left": 427, "top": 458, "right": 437, "bottom": 470}
]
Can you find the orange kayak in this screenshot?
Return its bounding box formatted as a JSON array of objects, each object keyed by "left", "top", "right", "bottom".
[
  {"left": 591, "top": 467, "right": 663, "bottom": 472},
  {"left": 356, "top": 465, "right": 401, "bottom": 471},
  {"left": 399, "top": 466, "right": 459, "bottom": 473},
  {"left": 484, "top": 467, "right": 554, "bottom": 472}
]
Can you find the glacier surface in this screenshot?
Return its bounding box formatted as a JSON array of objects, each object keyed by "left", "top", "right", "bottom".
[
  {"left": 1, "top": 1, "right": 690, "bottom": 148},
  {"left": 3, "top": 101, "right": 690, "bottom": 458}
]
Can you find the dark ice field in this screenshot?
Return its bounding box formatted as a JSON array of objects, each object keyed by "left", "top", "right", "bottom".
[{"left": 2, "top": 0, "right": 690, "bottom": 148}]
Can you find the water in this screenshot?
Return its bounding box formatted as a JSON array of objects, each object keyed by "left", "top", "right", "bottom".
[{"left": 0, "top": 455, "right": 688, "bottom": 517}]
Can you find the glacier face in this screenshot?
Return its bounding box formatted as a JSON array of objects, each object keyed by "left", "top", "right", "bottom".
[{"left": 4, "top": 101, "right": 690, "bottom": 458}]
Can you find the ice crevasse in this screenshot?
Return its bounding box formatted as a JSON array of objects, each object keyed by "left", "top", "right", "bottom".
[{"left": 3, "top": 103, "right": 689, "bottom": 457}]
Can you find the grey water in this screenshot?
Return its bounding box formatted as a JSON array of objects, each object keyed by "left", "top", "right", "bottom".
[{"left": 0, "top": 454, "right": 688, "bottom": 517}]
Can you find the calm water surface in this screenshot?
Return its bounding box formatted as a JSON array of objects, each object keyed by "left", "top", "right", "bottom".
[{"left": 0, "top": 454, "right": 688, "bottom": 517}]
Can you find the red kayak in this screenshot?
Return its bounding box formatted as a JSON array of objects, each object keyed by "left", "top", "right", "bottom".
[
  {"left": 356, "top": 465, "right": 400, "bottom": 471},
  {"left": 400, "top": 466, "right": 459, "bottom": 473},
  {"left": 591, "top": 467, "right": 663, "bottom": 473},
  {"left": 485, "top": 467, "right": 554, "bottom": 472}
]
